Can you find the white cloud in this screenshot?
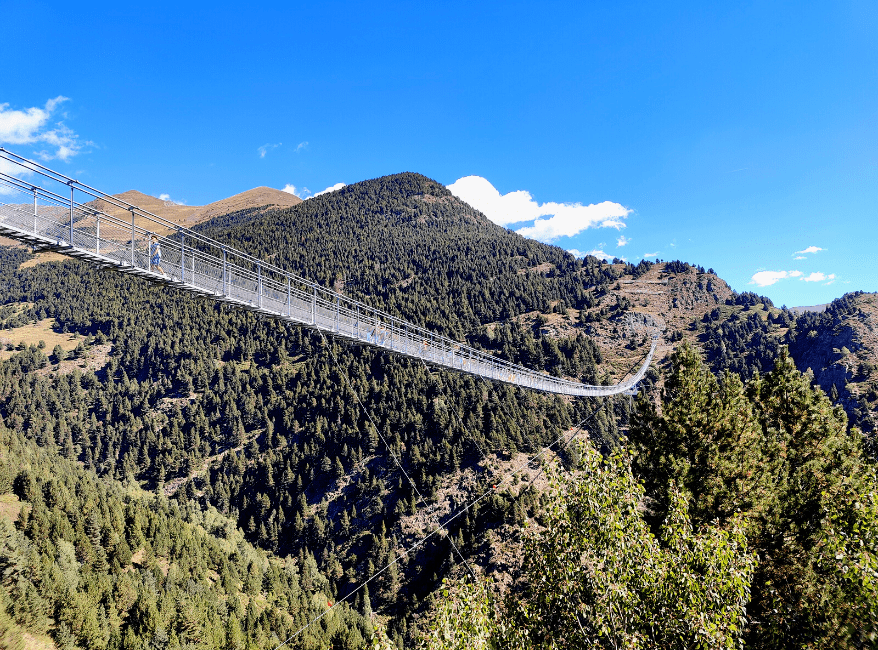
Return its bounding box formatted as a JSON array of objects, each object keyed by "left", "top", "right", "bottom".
[
  {"left": 0, "top": 164, "right": 18, "bottom": 195},
  {"left": 0, "top": 96, "right": 86, "bottom": 161},
  {"left": 284, "top": 182, "right": 345, "bottom": 199},
  {"left": 643, "top": 251, "right": 659, "bottom": 258},
  {"left": 281, "top": 184, "right": 305, "bottom": 197},
  {"left": 0, "top": 157, "right": 27, "bottom": 179},
  {"left": 794, "top": 256, "right": 806, "bottom": 260},
  {"left": 446, "top": 175, "right": 630, "bottom": 242},
  {"left": 617, "top": 235, "right": 631, "bottom": 247},
  {"left": 802, "top": 272, "right": 836, "bottom": 283},
  {"left": 750, "top": 270, "right": 803, "bottom": 287},
  {"left": 794, "top": 246, "right": 823, "bottom": 255},
  {"left": 295, "top": 141, "right": 309, "bottom": 153},
  {"left": 158, "top": 193, "right": 186, "bottom": 205},
  {"left": 310, "top": 182, "right": 346, "bottom": 198},
  {"left": 257, "top": 142, "right": 281, "bottom": 158},
  {"left": 583, "top": 249, "right": 613, "bottom": 261}
]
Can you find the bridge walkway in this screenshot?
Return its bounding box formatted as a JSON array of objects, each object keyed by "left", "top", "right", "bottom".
[{"left": 0, "top": 148, "right": 657, "bottom": 396}]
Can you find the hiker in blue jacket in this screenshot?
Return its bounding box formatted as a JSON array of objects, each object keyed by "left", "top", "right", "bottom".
[{"left": 150, "top": 235, "right": 166, "bottom": 275}]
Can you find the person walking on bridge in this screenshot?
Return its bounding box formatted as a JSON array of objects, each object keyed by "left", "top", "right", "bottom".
[{"left": 150, "top": 235, "right": 166, "bottom": 276}]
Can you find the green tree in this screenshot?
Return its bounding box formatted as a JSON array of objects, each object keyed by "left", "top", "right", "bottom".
[
  {"left": 631, "top": 344, "right": 877, "bottom": 649},
  {"left": 744, "top": 349, "right": 871, "bottom": 648},
  {"left": 629, "top": 342, "right": 766, "bottom": 529},
  {"left": 0, "top": 590, "right": 24, "bottom": 650},
  {"left": 421, "top": 444, "right": 755, "bottom": 650}
]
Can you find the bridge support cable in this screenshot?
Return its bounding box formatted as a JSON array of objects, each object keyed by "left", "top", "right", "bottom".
[
  {"left": 0, "top": 148, "right": 657, "bottom": 397},
  {"left": 271, "top": 470, "right": 501, "bottom": 650},
  {"left": 316, "top": 331, "right": 478, "bottom": 584},
  {"left": 272, "top": 399, "right": 611, "bottom": 649},
  {"left": 420, "top": 358, "right": 492, "bottom": 464},
  {"left": 447, "top": 399, "right": 611, "bottom": 585}
]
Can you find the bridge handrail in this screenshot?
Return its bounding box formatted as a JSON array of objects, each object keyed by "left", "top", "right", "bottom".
[{"left": 0, "top": 150, "right": 659, "bottom": 396}]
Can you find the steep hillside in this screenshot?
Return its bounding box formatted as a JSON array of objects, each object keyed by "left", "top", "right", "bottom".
[
  {"left": 197, "top": 172, "right": 627, "bottom": 365},
  {"left": 0, "top": 170, "right": 874, "bottom": 646},
  {"left": 0, "top": 172, "right": 632, "bottom": 644},
  {"left": 786, "top": 292, "right": 878, "bottom": 436},
  {"left": 194, "top": 176, "right": 878, "bottom": 434},
  {"left": 0, "top": 422, "right": 373, "bottom": 650}
]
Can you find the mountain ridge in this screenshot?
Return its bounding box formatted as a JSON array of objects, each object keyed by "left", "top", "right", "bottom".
[
  {"left": 0, "top": 169, "right": 875, "bottom": 647},
  {"left": 84, "top": 185, "right": 303, "bottom": 231}
]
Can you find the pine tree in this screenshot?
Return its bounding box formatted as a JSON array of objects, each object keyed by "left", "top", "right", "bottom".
[{"left": 630, "top": 342, "right": 767, "bottom": 529}]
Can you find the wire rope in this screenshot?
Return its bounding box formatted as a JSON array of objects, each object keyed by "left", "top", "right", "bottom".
[
  {"left": 272, "top": 387, "right": 611, "bottom": 649},
  {"left": 317, "top": 331, "right": 478, "bottom": 582}
]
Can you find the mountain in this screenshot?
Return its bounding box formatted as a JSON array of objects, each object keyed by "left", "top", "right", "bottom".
[
  {"left": 0, "top": 420, "right": 373, "bottom": 650},
  {"left": 190, "top": 186, "right": 303, "bottom": 225},
  {"left": 84, "top": 186, "right": 303, "bottom": 232},
  {"left": 12, "top": 186, "right": 304, "bottom": 269},
  {"left": 786, "top": 291, "right": 878, "bottom": 436},
  {"left": 193, "top": 173, "right": 878, "bottom": 433},
  {"left": 0, "top": 170, "right": 874, "bottom": 647},
  {"left": 790, "top": 303, "right": 829, "bottom": 314}
]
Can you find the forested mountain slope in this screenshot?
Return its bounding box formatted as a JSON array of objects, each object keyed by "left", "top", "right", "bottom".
[
  {"left": 193, "top": 173, "right": 877, "bottom": 436},
  {"left": 0, "top": 172, "right": 619, "bottom": 646},
  {"left": 196, "top": 173, "right": 619, "bottom": 340},
  {"left": 0, "top": 170, "right": 874, "bottom": 647},
  {"left": 0, "top": 420, "right": 373, "bottom": 650}
]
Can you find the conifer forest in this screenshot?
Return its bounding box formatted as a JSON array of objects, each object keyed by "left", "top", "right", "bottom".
[{"left": 0, "top": 173, "right": 875, "bottom": 649}]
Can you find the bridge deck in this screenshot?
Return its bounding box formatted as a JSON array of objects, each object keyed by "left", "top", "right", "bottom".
[{"left": 0, "top": 149, "right": 657, "bottom": 396}]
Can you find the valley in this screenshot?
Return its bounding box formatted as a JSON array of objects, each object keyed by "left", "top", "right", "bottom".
[{"left": 0, "top": 172, "right": 874, "bottom": 649}]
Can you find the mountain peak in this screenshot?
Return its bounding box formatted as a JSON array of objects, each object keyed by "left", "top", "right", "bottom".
[
  {"left": 309, "top": 172, "right": 451, "bottom": 203},
  {"left": 83, "top": 187, "right": 303, "bottom": 231},
  {"left": 192, "top": 186, "right": 302, "bottom": 223}
]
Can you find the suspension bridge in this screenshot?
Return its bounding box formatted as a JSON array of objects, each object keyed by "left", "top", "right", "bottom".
[{"left": 0, "top": 148, "right": 657, "bottom": 395}]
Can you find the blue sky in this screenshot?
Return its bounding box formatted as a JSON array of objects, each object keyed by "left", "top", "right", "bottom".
[{"left": 1, "top": 1, "right": 875, "bottom": 307}]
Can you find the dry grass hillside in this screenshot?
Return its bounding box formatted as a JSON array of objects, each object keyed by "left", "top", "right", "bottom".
[
  {"left": 512, "top": 261, "right": 877, "bottom": 432},
  {"left": 503, "top": 263, "right": 736, "bottom": 382},
  {"left": 190, "top": 186, "right": 303, "bottom": 224},
  {"left": 11, "top": 187, "right": 304, "bottom": 266},
  {"left": 86, "top": 186, "right": 303, "bottom": 232}
]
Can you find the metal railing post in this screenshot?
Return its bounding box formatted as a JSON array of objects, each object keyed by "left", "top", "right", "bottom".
[
  {"left": 180, "top": 229, "right": 185, "bottom": 283},
  {"left": 286, "top": 276, "right": 291, "bottom": 317},
  {"left": 311, "top": 287, "right": 316, "bottom": 325},
  {"left": 258, "top": 263, "right": 263, "bottom": 309},
  {"left": 32, "top": 188, "right": 37, "bottom": 234},
  {"left": 95, "top": 212, "right": 100, "bottom": 255},
  {"left": 130, "top": 209, "right": 135, "bottom": 266},
  {"left": 222, "top": 248, "right": 227, "bottom": 296},
  {"left": 69, "top": 184, "right": 74, "bottom": 245},
  {"left": 335, "top": 296, "right": 339, "bottom": 332}
]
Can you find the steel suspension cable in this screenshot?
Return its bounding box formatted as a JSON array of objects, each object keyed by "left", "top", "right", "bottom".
[
  {"left": 317, "top": 331, "right": 478, "bottom": 582},
  {"left": 273, "top": 384, "right": 612, "bottom": 649}
]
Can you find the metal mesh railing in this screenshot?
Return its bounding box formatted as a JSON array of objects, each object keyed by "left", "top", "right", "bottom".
[{"left": 0, "top": 149, "right": 657, "bottom": 396}]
